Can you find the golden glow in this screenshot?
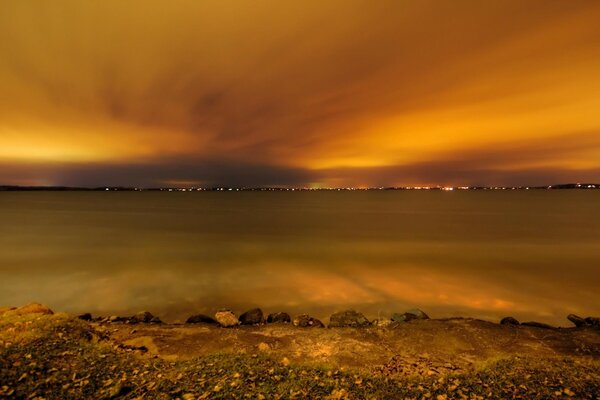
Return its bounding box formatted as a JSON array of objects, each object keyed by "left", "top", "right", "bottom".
[{"left": 1, "top": 0, "right": 600, "bottom": 186}]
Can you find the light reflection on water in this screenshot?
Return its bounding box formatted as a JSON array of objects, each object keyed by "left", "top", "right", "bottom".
[{"left": 0, "top": 191, "right": 599, "bottom": 325}]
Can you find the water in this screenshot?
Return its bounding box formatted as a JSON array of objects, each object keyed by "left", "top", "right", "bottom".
[{"left": 1, "top": 191, "right": 598, "bottom": 325}]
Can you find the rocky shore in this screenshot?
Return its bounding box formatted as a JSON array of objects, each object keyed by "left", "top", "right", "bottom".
[
  {"left": 7, "top": 303, "right": 587, "bottom": 331},
  {"left": 1, "top": 303, "right": 600, "bottom": 399}
]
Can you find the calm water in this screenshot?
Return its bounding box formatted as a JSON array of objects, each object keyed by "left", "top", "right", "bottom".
[{"left": 1, "top": 191, "right": 599, "bottom": 325}]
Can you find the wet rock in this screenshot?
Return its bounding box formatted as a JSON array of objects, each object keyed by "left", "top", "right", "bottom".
[
  {"left": 267, "top": 312, "right": 291, "bottom": 324},
  {"left": 4, "top": 303, "right": 54, "bottom": 316},
  {"left": 186, "top": 314, "right": 217, "bottom": 324},
  {"left": 328, "top": 309, "right": 370, "bottom": 328},
  {"left": 293, "top": 314, "right": 324, "bottom": 328},
  {"left": 215, "top": 310, "right": 240, "bottom": 327},
  {"left": 567, "top": 314, "right": 587, "bottom": 327},
  {"left": 77, "top": 313, "right": 93, "bottom": 321},
  {"left": 521, "top": 321, "right": 555, "bottom": 329},
  {"left": 239, "top": 308, "right": 264, "bottom": 325},
  {"left": 500, "top": 317, "right": 520, "bottom": 326},
  {"left": 130, "top": 311, "right": 157, "bottom": 323}
]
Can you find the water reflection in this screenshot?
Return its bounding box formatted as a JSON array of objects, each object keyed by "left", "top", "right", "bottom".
[{"left": 0, "top": 191, "right": 598, "bottom": 325}]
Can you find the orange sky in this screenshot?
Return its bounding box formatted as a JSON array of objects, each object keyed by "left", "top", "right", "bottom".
[{"left": 1, "top": 0, "right": 600, "bottom": 187}]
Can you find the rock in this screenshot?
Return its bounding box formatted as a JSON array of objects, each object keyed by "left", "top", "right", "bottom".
[
  {"left": 328, "top": 309, "right": 370, "bottom": 328},
  {"left": 567, "top": 314, "right": 587, "bottom": 327},
  {"left": 372, "top": 319, "right": 392, "bottom": 327},
  {"left": 406, "top": 308, "right": 429, "bottom": 319},
  {"left": 105, "top": 382, "right": 132, "bottom": 399},
  {"left": 215, "top": 310, "right": 240, "bottom": 327},
  {"left": 77, "top": 313, "right": 93, "bottom": 321},
  {"left": 391, "top": 308, "right": 429, "bottom": 323},
  {"left": 293, "top": 314, "right": 324, "bottom": 328},
  {"left": 585, "top": 317, "right": 600, "bottom": 328},
  {"left": 186, "top": 314, "right": 217, "bottom": 324},
  {"left": 108, "top": 315, "right": 119, "bottom": 322},
  {"left": 239, "top": 308, "right": 264, "bottom": 325},
  {"left": 257, "top": 342, "right": 270, "bottom": 352},
  {"left": 4, "top": 303, "right": 54, "bottom": 316},
  {"left": 267, "top": 312, "right": 291, "bottom": 324},
  {"left": 521, "top": 321, "right": 555, "bottom": 329},
  {"left": 500, "top": 317, "right": 520, "bottom": 326},
  {"left": 391, "top": 313, "right": 416, "bottom": 323},
  {"left": 130, "top": 311, "right": 156, "bottom": 323},
  {"left": 149, "top": 316, "right": 162, "bottom": 323}
]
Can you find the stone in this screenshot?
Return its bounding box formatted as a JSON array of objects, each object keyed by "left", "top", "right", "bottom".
[
  {"left": 4, "top": 303, "right": 54, "bottom": 316},
  {"left": 328, "top": 309, "right": 370, "bottom": 328},
  {"left": 239, "top": 308, "right": 264, "bottom": 325},
  {"left": 267, "top": 312, "right": 291, "bottom": 324},
  {"left": 131, "top": 311, "right": 156, "bottom": 323},
  {"left": 500, "top": 317, "right": 520, "bottom": 326},
  {"left": 406, "top": 308, "right": 429, "bottom": 319},
  {"left": 77, "top": 313, "right": 93, "bottom": 321},
  {"left": 391, "top": 309, "right": 429, "bottom": 323},
  {"left": 567, "top": 314, "right": 587, "bottom": 327},
  {"left": 391, "top": 313, "right": 416, "bottom": 323},
  {"left": 372, "top": 319, "right": 392, "bottom": 327},
  {"left": 585, "top": 317, "right": 600, "bottom": 328},
  {"left": 293, "top": 314, "right": 324, "bottom": 328},
  {"left": 186, "top": 314, "right": 217, "bottom": 324},
  {"left": 521, "top": 321, "right": 555, "bottom": 329},
  {"left": 257, "top": 342, "right": 270, "bottom": 352},
  {"left": 215, "top": 310, "right": 240, "bottom": 327}
]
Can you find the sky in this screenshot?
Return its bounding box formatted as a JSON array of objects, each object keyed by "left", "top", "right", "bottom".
[{"left": 1, "top": 0, "right": 600, "bottom": 188}]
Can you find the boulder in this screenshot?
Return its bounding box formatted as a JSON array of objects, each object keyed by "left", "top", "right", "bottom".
[
  {"left": 215, "top": 310, "right": 240, "bottom": 327},
  {"left": 5, "top": 303, "right": 54, "bottom": 316},
  {"left": 293, "top": 314, "right": 324, "bottom": 328},
  {"left": 585, "top": 317, "right": 600, "bottom": 328},
  {"left": 391, "top": 308, "right": 429, "bottom": 323},
  {"left": 500, "top": 317, "right": 520, "bottom": 326},
  {"left": 267, "top": 312, "right": 291, "bottom": 324},
  {"left": 239, "top": 308, "right": 264, "bottom": 325},
  {"left": 328, "top": 309, "right": 370, "bottom": 328},
  {"left": 130, "top": 311, "right": 157, "bottom": 323},
  {"left": 186, "top": 314, "right": 217, "bottom": 324},
  {"left": 391, "top": 313, "right": 417, "bottom": 323},
  {"left": 521, "top": 321, "right": 555, "bottom": 329},
  {"left": 567, "top": 314, "right": 587, "bottom": 327},
  {"left": 77, "top": 313, "right": 93, "bottom": 321}
]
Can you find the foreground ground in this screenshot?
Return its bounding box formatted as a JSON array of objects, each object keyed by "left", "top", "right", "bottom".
[{"left": 1, "top": 312, "right": 599, "bottom": 399}]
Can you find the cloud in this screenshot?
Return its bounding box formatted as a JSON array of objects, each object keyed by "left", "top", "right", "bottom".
[{"left": 1, "top": 0, "right": 600, "bottom": 186}]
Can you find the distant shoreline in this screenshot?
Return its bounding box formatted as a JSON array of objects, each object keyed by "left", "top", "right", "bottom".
[{"left": 1, "top": 183, "right": 600, "bottom": 192}]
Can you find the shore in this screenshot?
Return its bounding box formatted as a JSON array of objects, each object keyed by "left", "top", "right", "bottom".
[{"left": 1, "top": 304, "right": 599, "bottom": 399}]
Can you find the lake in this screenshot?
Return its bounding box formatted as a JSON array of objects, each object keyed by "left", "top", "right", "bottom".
[{"left": 1, "top": 191, "right": 598, "bottom": 325}]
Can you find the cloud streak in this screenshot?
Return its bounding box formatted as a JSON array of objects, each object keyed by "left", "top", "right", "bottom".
[{"left": 1, "top": 0, "right": 600, "bottom": 186}]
